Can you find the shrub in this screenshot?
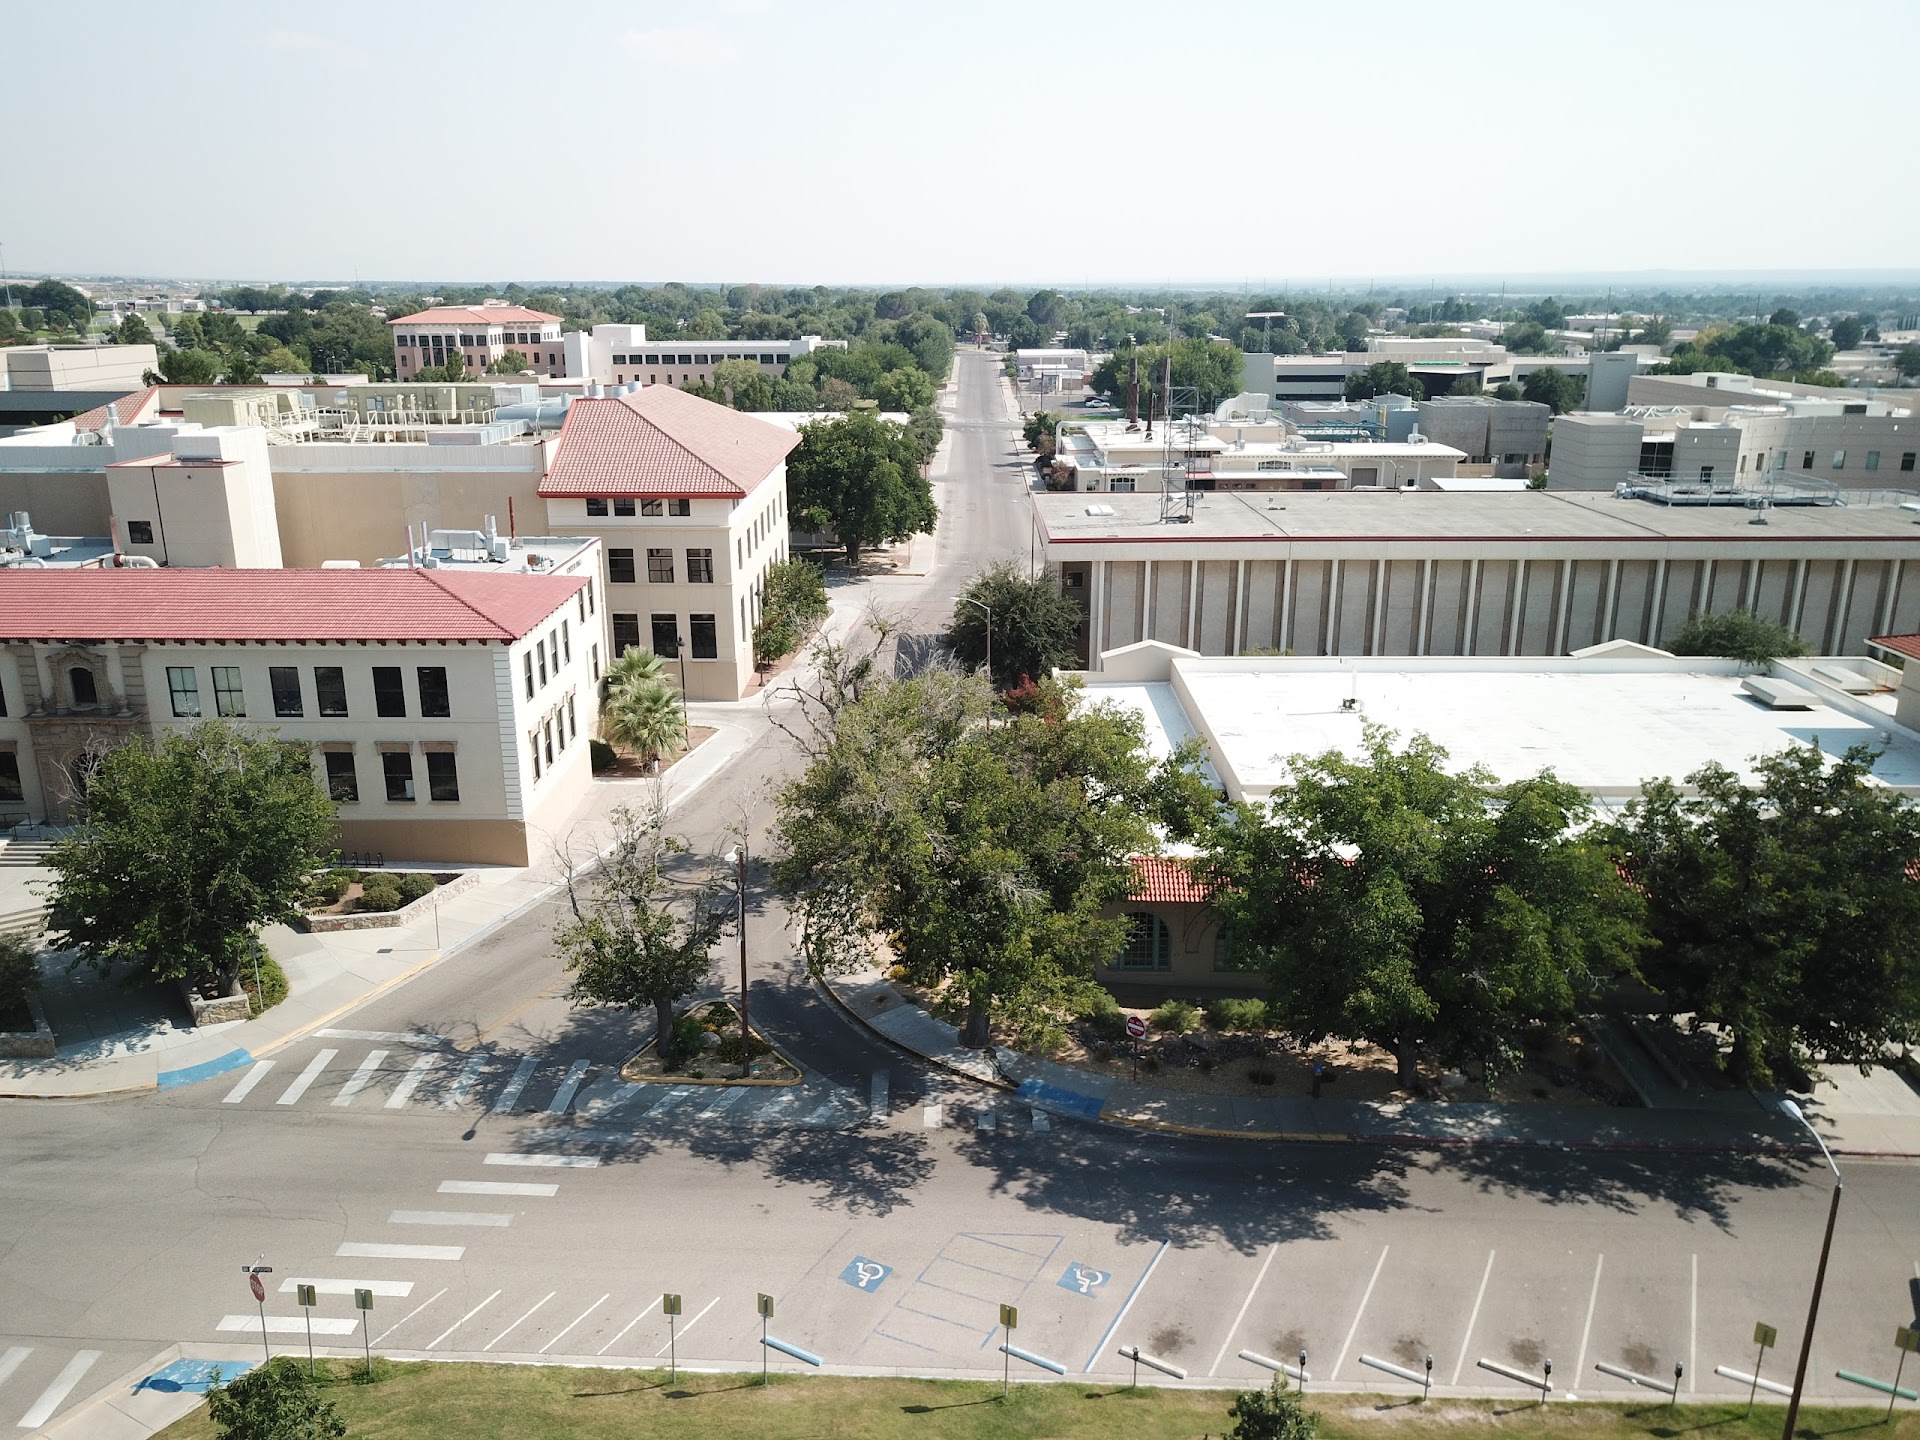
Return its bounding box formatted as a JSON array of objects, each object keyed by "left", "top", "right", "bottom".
[
  {"left": 0, "top": 935, "right": 43, "bottom": 1031},
  {"left": 1077, "top": 989, "right": 1129, "bottom": 1042},
  {"left": 1150, "top": 998, "right": 1199, "bottom": 1033},
  {"left": 666, "top": 1014, "right": 707, "bottom": 1069},
  {"left": 395, "top": 872, "right": 437, "bottom": 905},
  {"left": 355, "top": 874, "right": 402, "bottom": 913},
  {"left": 243, "top": 950, "right": 288, "bottom": 1016},
  {"left": 713, "top": 1031, "right": 772, "bottom": 1066},
  {"left": 1208, "top": 997, "right": 1269, "bottom": 1032},
  {"left": 589, "top": 738, "right": 616, "bottom": 773}
]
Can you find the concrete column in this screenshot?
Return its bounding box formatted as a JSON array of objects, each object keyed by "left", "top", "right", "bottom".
[
  {"left": 1143, "top": 560, "right": 1154, "bottom": 645},
  {"left": 1831, "top": 558, "right": 1857, "bottom": 652},
  {"left": 1790, "top": 558, "right": 1809, "bottom": 634},
  {"left": 1417, "top": 558, "right": 1434, "bottom": 656},
  {"left": 1186, "top": 561, "right": 1199, "bottom": 652},
  {"left": 1648, "top": 559, "right": 1669, "bottom": 645},
  {"left": 1506, "top": 563, "right": 1525, "bottom": 656},
  {"left": 1880, "top": 558, "right": 1901, "bottom": 638},
  {"left": 1554, "top": 558, "right": 1573, "bottom": 655},
  {"left": 1603, "top": 558, "right": 1620, "bottom": 643},
  {"left": 1697, "top": 559, "right": 1714, "bottom": 616},
  {"left": 1236, "top": 559, "right": 1249, "bottom": 654},
  {"left": 1091, "top": 560, "right": 1105, "bottom": 668},
  {"left": 1744, "top": 558, "right": 1759, "bottom": 610},
  {"left": 1370, "top": 560, "right": 1387, "bottom": 656},
  {"left": 1279, "top": 559, "right": 1294, "bottom": 654},
  {"left": 1463, "top": 559, "right": 1481, "bottom": 656},
  {"left": 1324, "top": 558, "right": 1340, "bottom": 656}
]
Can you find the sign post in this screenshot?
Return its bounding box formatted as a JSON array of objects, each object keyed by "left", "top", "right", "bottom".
[
  {"left": 999, "top": 1305, "right": 1018, "bottom": 1398},
  {"left": 241, "top": 1263, "right": 274, "bottom": 1364},
  {"left": 1750, "top": 1322, "right": 1778, "bottom": 1415},
  {"left": 355, "top": 1290, "right": 374, "bottom": 1380},
  {"left": 1125, "top": 1014, "right": 1146, "bottom": 1079},
  {"left": 1892, "top": 1327, "right": 1920, "bottom": 1421},
  {"left": 757, "top": 1294, "right": 774, "bottom": 1386},
  {"left": 662, "top": 1295, "right": 682, "bottom": 1383},
  {"left": 296, "top": 1284, "right": 318, "bottom": 1376}
]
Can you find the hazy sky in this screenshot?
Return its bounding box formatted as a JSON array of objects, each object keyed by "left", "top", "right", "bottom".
[{"left": 11, "top": 0, "right": 1917, "bottom": 287}]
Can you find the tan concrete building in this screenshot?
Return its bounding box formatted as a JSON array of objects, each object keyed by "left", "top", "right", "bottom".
[{"left": 389, "top": 305, "right": 565, "bottom": 378}]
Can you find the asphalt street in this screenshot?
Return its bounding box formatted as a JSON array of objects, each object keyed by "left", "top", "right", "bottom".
[{"left": 1, "top": 352, "right": 1917, "bottom": 1430}]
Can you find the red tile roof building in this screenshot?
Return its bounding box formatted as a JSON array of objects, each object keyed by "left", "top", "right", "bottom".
[
  {"left": 389, "top": 306, "right": 565, "bottom": 379},
  {"left": 540, "top": 386, "right": 801, "bottom": 499}
]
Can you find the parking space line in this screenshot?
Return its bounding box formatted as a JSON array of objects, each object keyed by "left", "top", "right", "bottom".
[
  {"left": 222, "top": 1061, "right": 275, "bottom": 1104},
  {"left": 386, "top": 1054, "right": 439, "bottom": 1109},
  {"left": 483, "top": 1292, "right": 555, "bottom": 1352},
  {"left": 371, "top": 1287, "right": 447, "bottom": 1345},
  {"left": 653, "top": 1296, "right": 719, "bottom": 1355},
  {"left": 1084, "top": 1240, "right": 1169, "bottom": 1373},
  {"left": 332, "top": 1050, "right": 389, "bottom": 1106},
  {"left": 1573, "top": 1254, "right": 1603, "bottom": 1390},
  {"left": 425, "top": 1289, "right": 500, "bottom": 1349},
  {"left": 0, "top": 1347, "right": 29, "bottom": 1387},
  {"left": 276, "top": 1049, "right": 338, "bottom": 1105},
  {"left": 1333, "top": 1246, "right": 1389, "bottom": 1382},
  {"left": 599, "top": 1309, "right": 647, "bottom": 1355},
  {"left": 1209, "top": 1243, "right": 1279, "bottom": 1376},
  {"left": 542, "top": 1293, "right": 611, "bottom": 1354},
  {"left": 15, "top": 1350, "right": 100, "bottom": 1430},
  {"left": 1449, "top": 1249, "right": 1495, "bottom": 1386}
]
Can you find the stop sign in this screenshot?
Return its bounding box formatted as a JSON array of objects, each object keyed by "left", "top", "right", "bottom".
[
  {"left": 1125, "top": 1015, "right": 1147, "bottom": 1040},
  {"left": 249, "top": 1273, "right": 265, "bottom": 1303}
]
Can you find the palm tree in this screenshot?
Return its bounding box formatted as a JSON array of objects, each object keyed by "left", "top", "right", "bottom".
[
  {"left": 604, "top": 648, "right": 670, "bottom": 695},
  {"left": 602, "top": 682, "right": 684, "bottom": 769}
]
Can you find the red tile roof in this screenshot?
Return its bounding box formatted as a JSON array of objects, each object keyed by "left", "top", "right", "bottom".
[
  {"left": 540, "top": 386, "right": 801, "bottom": 499},
  {"left": 71, "top": 385, "right": 161, "bottom": 433},
  {"left": 1129, "top": 855, "right": 1213, "bottom": 905},
  {"left": 1870, "top": 634, "right": 1920, "bottom": 660},
  {"left": 388, "top": 306, "right": 561, "bottom": 327},
  {"left": 0, "top": 568, "right": 586, "bottom": 643}
]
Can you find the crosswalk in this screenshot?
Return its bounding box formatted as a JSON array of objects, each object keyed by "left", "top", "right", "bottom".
[{"left": 0, "top": 1343, "right": 121, "bottom": 1433}]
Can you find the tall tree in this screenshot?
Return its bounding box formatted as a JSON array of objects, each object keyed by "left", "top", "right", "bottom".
[
  {"left": 113, "top": 313, "right": 154, "bottom": 346},
  {"left": 1343, "top": 361, "right": 1423, "bottom": 402},
  {"left": 205, "top": 1359, "right": 346, "bottom": 1440},
  {"left": 48, "top": 725, "right": 338, "bottom": 997},
  {"left": 1521, "top": 367, "right": 1584, "bottom": 413},
  {"left": 150, "top": 346, "right": 222, "bottom": 386},
  {"left": 1204, "top": 727, "right": 1645, "bottom": 1086},
  {"left": 1612, "top": 744, "right": 1920, "bottom": 1086},
  {"left": 948, "top": 559, "right": 1083, "bottom": 688},
  {"left": 787, "top": 410, "right": 937, "bottom": 564}
]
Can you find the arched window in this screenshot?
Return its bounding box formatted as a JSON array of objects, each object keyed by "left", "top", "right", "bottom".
[
  {"left": 1116, "top": 912, "right": 1170, "bottom": 972},
  {"left": 68, "top": 667, "right": 98, "bottom": 708}
]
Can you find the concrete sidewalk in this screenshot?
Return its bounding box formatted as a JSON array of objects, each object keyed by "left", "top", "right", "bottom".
[
  {"left": 823, "top": 967, "right": 1918, "bottom": 1160},
  {"left": 0, "top": 717, "right": 760, "bottom": 1100}
]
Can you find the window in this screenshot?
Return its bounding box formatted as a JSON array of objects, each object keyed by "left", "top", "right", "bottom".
[
  {"left": 1698, "top": 465, "right": 1714, "bottom": 485},
  {"left": 567, "top": 694, "right": 577, "bottom": 739},
  {"left": 537, "top": 640, "right": 548, "bottom": 687},
  {"left": 543, "top": 718, "right": 554, "bottom": 766},
  {"left": 686, "top": 548, "right": 714, "bottom": 583},
  {"left": 586, "top": 579, "right": 595, "bottom": 614},
  {"left": 167, "top": 666, "right": 200, "bottom": 718},
  {"left": 608, "top": 548, "right": 637, "bottom": 584},
  {"left": 315, "top": 667, "right": 348, "bottom": 717},
  {"left": 614, "top": 499, "right": 636, "bottom": 517},
  {"left": 1866, "top": 450, "right": 1881, "bottom": 472},
  {"left": 270, "top": 666, "right": 303, "bottom": 718},
  {"left": 591, "top": 643, "right": 601, "bottom": 680},
  {"left": 668, "top": 499, "right": 690, "bottom": 516},
  {"left": 561, "top": 620, "right": 571, "bottom": 663},
  {"left": 1902, "top": 452, "right": 1917, "bottom": 472},
  {"left": 1803, "top": 450, "right": 1816, "bottom": 470},
  {"left": 647, "top": 548, "right": 675, "bottom": 583},
  {"left": 736, "top": 538, "right": 744, "bottom": 566},
  {"left": 323, "top": 751, "right": 358, "bottom": 803},
  {"left": 641, "top": 500, "right": 664, "bottom": 516},
  {"left": 0, "top": 753, "right": 22, "bottom": 804},
  {"left": 1833, "top": 449, "right": 1846, "bottom": 469},
  {"left": 382, "top": 750, "right": 415, "bottom": 802},
  {"left": 530, "top": 734, "right": 541, "bottom": 780},
  {"left": 677, "top": 354, "right": 692, "bottom": 365},
  {"left": 212, "top": 666, "right": 245, "bottom": 717},
  {"left": 523, "top": 651, "right": 535, "bottom": 699},
  {"left": 372, "top": 666, "right": 406, "bottom": 717},
  {"left": 682, "top": 610, "right": 718, "bottom": 659},
  {"left": 586, "top": 498, "right": 609, "bottom": 517},
  {"left": 1115, "top": 913, "right": 1171, "bottom": 971},
  {"left": 612, "top": 613, "right": 641, "bottom": 655},
  {"left": 69, "top": 667, "right": 98, "bottom": 709},
  {"left": 694, "top": 354, "right": 710, "bottom": 365},
  {"left": 425, "top": 751, "right": 460, "bottom": 802},
  {"left": 651, "top": 615, "right": 679, "bottom": 657},
  {"left": 127, "top": 520, "right": 154, "bottom": 544},
  {"left": 417, "top": 667, "right": 450, "bottom": 718}
]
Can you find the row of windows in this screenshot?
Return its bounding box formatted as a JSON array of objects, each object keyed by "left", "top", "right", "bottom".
[
  {"left": 1794, "top": 448, "right": 1916, "bottom": 473},
  {"left": 396, "top": 331, "right": 556, "bottom": 347},
  {"left": 164, "top": 665, "right": 451, "bottom": 721},
  {"left": 527, "top": 693, "right": 579, "bottom": 784},
  {"left": 606, "top": 548, "right": 713, "bottom": 585},
  {"left": 1111, "top": 913, "right": 1248, "bottom": 973},
  {"left": 611, "top": 352, "right": 781, "bottom": 366},
  {"left": 586, "top": 498, "right": 691, "bottom": 518},
  {"left": 522, "top": 620, "right": 573, "bottom": 700},
  {"left": 323, "top": 748, "right": 459, "bottom": 804},
  {"left": 611, "top": 613, "right": 719, "bottom": 661}
]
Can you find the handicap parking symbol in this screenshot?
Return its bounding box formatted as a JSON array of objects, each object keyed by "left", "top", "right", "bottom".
[
  {"left": 1056, "top": 1260, "right": 1111, "bottom": 1297},
  {"left": 839, "top": 1255, "right": 892, "bottom": 1293}
]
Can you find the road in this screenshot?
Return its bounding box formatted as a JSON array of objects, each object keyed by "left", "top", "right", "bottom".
[{"left": 1, "top": 351, "right": 1917, "bottom": 1429}]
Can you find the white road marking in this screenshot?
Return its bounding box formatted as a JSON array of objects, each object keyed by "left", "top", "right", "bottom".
[
  {"left": 389, "top": 1210, "right": 511, "bottom": 1227},
  {"left": 547, "top": 1059, "right": 591, "bottom": 1114},
  {"left": 491, "top": 1057, "right": 538, "bottom": 1113},
  {"left": 653, "top": 1297, "right": 719, "bottom": 1355},
  {"left": 1690, "top": 1252, "right": 1698, "bottom": 1393},
  {"left": 439, "top": 1180, "right": 558, "bottom": 1197},
  {"left": 425, "top": 1290, "right": 501, "bottom": 1350},
  {"left": 333, "top": 1050, "right": 389, "bottom": 1106},
  {"left": 442, "top": 1052, "right": 488, "bottom": 1109},
  {"left": 371, "top": 1286, "right": 447, "bottom": 1345},
  {"left": 1333, "top": 1245, "right": 1390, "bottom": 1382},
  {"left": 276, "top": 1049, "right": 338, "bottom": 1105},
  {"left": 541, "top": 1293, "right": 610, "bottom": 1354},
  {"left": 869, "top": 1069, "right": 889, "bottom": 1122},
  {"left": 0, "top": 1348, "right": 28, "bottom": 1388},
  {"left": 598, "top": 1310, "right": 646, "bottom": 1355},
  {"left": 317, "top": 1028, "right": 439, "bottom": 1045},
  {"left": 922, "top": 1102, "right": 943, "bottom": 1129},
  {"left": 1573, "top": 1254, "right": 1604, "bottom": 1386},
  {"left": 217, "top": 1315, "right": 360, "bottom": 1336},
  {"left": 699, "top": 1086, "right": 748, "bottom": 1116},
  {"left": 386, "top": 1054, "right": 439, "bottom": 1109},
  {"left": 222, "top": 1061, "right": 275, "bottom": 1104},
  {"left": 1450, "top": 1249, "right": 1496, "bottom": 1386},
  {"left": 1086, "top": 1240, "right": 1170, "bottom": 1373},
  {"left": 15, "top": 1351, "right": 100, "bottom": 1429},
  {"left": 281, "top": 1278, "right": 413, "bottom": 1298},
  {"left": 484, "top": 1152, "right": 599, "bottom": 1168},
  {"left": 483, "top": 1292, "right": 555, "bottom": 1352},
  {"left": 1210, "top": 1243, "right": 1280, "bottom": 1376},
  {"left": 645, "top": 1086, "right": 698, "bottom": 1115},
  {"left": 337, "top": 1242, "right": 465, "bottom": 1261},
  {"left": 1030, "top": 1108, "right": 1050, "bottom": 1132}
]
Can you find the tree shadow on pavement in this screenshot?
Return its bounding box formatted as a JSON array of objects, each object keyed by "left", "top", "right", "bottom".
[
  {"left": 1420, "top": 1142, "right": 1801, "bottom": 1231},
  {"left": 680, "top": 1126, "right": 936, "bottom": 1217}
]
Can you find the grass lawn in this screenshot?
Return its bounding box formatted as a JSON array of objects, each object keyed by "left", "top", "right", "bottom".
[{"left": 152, "top": 1360, "right": 1920, "bottom": 1440}]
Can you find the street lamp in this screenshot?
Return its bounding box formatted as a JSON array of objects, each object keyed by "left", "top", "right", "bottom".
[
  {"left": 1777, "top": 1096, "right": 1842, "bottom": 1440},
  {"left": 722, "top": 845, "right": 750, "bottom": 1079},
  {"left": 674, "top": 633, "right": 690, "bottom": 745},
  {"left": 963, "top": 596, "right": 993, "bottom": 695}
]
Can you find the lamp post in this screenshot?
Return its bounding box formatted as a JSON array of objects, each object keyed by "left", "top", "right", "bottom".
[
  {"left": 1778, "top": 1096, "right": 1842, "bottom": 1440},
  {"left": 723, "top": 845, "right": 749, "bottom": 1079},
  {"left": 674, "top": 633, "right": 690, "bottom": 746}
]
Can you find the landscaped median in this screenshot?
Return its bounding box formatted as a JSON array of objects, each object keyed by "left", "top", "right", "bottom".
[{"left": 147, "top": 1359, "right": 1918, "bottom": 1440}]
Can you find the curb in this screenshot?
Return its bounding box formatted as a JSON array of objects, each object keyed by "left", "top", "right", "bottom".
[{"left": 813, "top": 972, "right": 1015, "bottom": 1095}]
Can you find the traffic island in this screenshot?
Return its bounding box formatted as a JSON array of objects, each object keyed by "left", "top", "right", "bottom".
[{"left": 618, "top": 1000, "right": 802, "bottom": 1086}]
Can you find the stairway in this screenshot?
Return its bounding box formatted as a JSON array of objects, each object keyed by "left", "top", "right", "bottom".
[{"left": 0, "top": 837, "right": 57, "bottom": 868}]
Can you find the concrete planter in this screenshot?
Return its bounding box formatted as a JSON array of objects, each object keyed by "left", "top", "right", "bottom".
[
  {"left": 0, "top": 997, "right": 56, "bottom": 1059},
  {"left": 179, "top": 979, "right": 250, "bottom": 1027},
  {"left": 304, "top": 869, "right": 481, "bottom": 933}
]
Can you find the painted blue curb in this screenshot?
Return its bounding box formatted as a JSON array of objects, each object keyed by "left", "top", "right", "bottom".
[
  {"left": 157, "top": 1049, "right": 253, "bottom": 1090},
  {"left": 1016, "top": 1077, "right": 1104, "bottom": 1120}
]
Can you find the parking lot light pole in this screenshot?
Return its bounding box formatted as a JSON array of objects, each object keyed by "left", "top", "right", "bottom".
[
  {"left": 724, "top": 846, "right": 749, "bottom": 1079},
  {"left": 1778, "top": 1096, "right": 1843, "bottom": 1440}
]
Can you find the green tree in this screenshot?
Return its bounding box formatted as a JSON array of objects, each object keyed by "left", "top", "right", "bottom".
[
  {"left": 48, "top": 724, "right": 338, "bottom": 1001},
  {"left": 16, "top": 308, "right": 44, "bottom": 334},
  {"left": 1090, "top": 338, "right": 1244, "bottom": 412},
  {"left": 223, "top": 346, "right": 262, "bottom": 385},
  {"left": 22, "top": 280, "right": 90, "bottom": 332},
  {"left": 1500, "top": 320, "right": 1552, "bottom": 354},
  {"left": 1334, "top": 310, "right": 1371, "bottom": 351},
  {"left": 906, "top": 404, "right": 944, "bottom": 465},
  {"left": 1521, "top": 367, "right": 1584, "bottom": 413},
  {"left": 1665, "top": 607, "right": 1808, "bottom": 668},
  {"left": 948, "top": 559, "right": 1083, "bottom": 688},
  {"left": 1203, "top": 726, "right": 1645, "bottom": 1086},
  {"left": 557, "top": 801, "right": 729, "bottom": 1066},
  {"left": 1612, "top": 744, "right": 1920, "bottom": 1086},
  {"left": 0, "top": 933, "right": 42, "bottom": 1031},
  {"left": 787, "top": 410, "right": 937, "bottom": 564},
  {"left": 1491, "top": 381, "right": 1523, "bottom": 401},
  {"left": 753, "top": 556, "right": 829, "bottom": 667},
  {"left": 0, "top": 309, "right": 15, "bottom": 341},
  {"left": 151, "top": 346, "right": 222, "bottom": 385},
  {"left": 113, "top": 313, "right": 154, "bottom": 346},
  {"left": 1343, "top": 361, "right": 1423, "bottom": 402},
  {"left": 872, "top": 367, "right": 935, "bottom": 412},
  {"left": 601, "top": 674, "right": 684, "bottom": 767},
  {"left": 205, "top": 1359, "right": 346, "bottom": 1440},
  {"left": 1828, "top": 315, "right": 1864, "bottom": 351},
  {"left": 1022, "top": 410, "right": 1059, "bottom": 454},
  {"left": 168, "top": 313, "right": 207, "bottom": 349},
  {"left": 488, "top": 348, "right": 530, "bottom": 374},
  {"left": 1230, "top": 1377, "right": 1320, "bottom": 1440},
  {"left": 1894, "top": 343, "right": 1920, "bottom": 381}
]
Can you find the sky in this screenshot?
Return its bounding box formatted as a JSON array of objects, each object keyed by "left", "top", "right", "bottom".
[{"left": 9, "top": 0, "right": 1919, "bottom": 288}]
